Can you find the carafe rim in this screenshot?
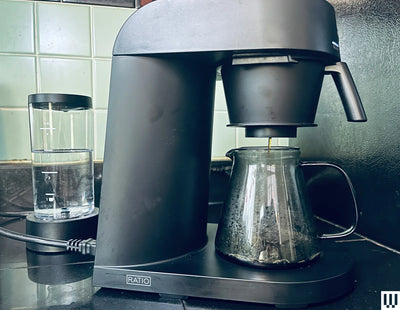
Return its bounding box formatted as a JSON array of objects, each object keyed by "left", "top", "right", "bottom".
[
  {"left": 236, "top": 146, "right": 299, "bottom": 151},
  {"left": 225, "top": 146, "right": 299, "bottom": 159}
]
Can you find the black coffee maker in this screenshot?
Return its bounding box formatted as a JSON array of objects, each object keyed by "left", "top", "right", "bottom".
[{"left": 93, "top": 0, "right": 366, "bottom": 307}]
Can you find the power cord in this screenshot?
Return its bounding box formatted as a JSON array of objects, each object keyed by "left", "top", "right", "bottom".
[
  {"left": 0, "top": 216, "right": 96, "bottom": 255},
  {"left": 0, "top": 211, "right": 32, "bottom": 218}
]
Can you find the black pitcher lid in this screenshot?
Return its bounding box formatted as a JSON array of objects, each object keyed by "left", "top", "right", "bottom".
[{"left": 28, "top": 93, "right": 92, "bottom": 110}]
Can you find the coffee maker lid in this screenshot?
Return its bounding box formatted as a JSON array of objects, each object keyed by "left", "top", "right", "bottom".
[{"left": 114, "top": 0, "right": 340, "bottom": 63}]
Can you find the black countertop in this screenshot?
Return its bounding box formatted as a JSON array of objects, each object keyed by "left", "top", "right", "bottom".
[{"left": 1, "top": 215, "right": 399, "bottom": 310}]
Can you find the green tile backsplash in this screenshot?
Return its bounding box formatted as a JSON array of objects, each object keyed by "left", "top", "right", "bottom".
[
  {"left": 94, "top": 109, "right": 107, "bottom": 160},
  {"left": 92, "top": 6, "right": 133, "bottom": 57},
  {"left": 37, "top": 3, "right": 91, "bottom": 56},
  {"left": 39, "top": 57, "right": 92, "bottom": 95},
  {"left": 212, "top": 112, "right": 236, "bottom": 158},
  {"left": 93, "top": 59, "right": 111, "bottom": 109},
  {"left": 0, "top": 0, "right": 286, "bottom": 161},
  {"left": 214, "top": 81, "right": 227, "bottom": 112},
  {"left": 0, "top": 109, "right": 30, "bottom": 160},
  {"left": 0, "top": 55, "right": 37, "bottom": 108},
  {"left": 0, "top": 1, "right": 35, "bottom": 54}
]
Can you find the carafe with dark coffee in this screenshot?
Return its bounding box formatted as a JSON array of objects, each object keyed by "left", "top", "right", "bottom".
[{"left": 215, "top": 147, "right": 358, "bottom": 268}]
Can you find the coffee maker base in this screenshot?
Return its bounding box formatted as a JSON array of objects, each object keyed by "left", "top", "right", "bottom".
[{"left": 93, "top": 223, "right": 354, "bottom": 308}]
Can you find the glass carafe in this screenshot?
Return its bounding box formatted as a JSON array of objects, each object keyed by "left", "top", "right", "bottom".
[{"left": 215, "top": 147, "right": 358, "bottom": 268}]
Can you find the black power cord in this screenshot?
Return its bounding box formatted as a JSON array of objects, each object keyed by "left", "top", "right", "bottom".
[
  {"left": 0, "top": 216, "right": 96, "bottom": 255},
  {"left": 0, "top": 211, "right": 32, "bottom": 218}
]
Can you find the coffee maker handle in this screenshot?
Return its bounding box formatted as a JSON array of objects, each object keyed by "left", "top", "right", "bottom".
[
  {"left": 300, "top": 161, "right": 359, "bottom": 239},
  {"left": 325, "top": 62, "right": 367, "bottom": 122}
]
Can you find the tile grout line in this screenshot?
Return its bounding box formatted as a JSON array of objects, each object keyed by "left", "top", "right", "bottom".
[
  {"left": 0, "top": 107, "right": 28, "bottom": 112},
  {"left": 235, "top": 128, "right": 239, "bottom": 148},
  {"left": 317, "top": 216, "right": 400, "bottom": 255},
  {"left": 0, "top": 51, "right": 110, "bottom": 61},
  {"left": 89, "top": 4, "right": 99, "bottom": 160},
  {"left": 352, "top": 232, "right": 400, "bottom": 255},
  {"left": 33, "top": 1, "right": 40, "bottom": 93}
]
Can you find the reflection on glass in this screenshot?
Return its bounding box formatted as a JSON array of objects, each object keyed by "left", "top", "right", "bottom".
[{"left": 215, "top": 147, "right": 320, "bottom": 269}]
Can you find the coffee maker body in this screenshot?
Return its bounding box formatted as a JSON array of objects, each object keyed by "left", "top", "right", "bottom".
[{"left": 93, "top": 0, "right": 366, "bottom": 307}]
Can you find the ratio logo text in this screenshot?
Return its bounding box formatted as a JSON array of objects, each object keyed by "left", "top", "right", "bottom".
[{"left": 126, "top": 275, "right": 152, "bottom": 287}]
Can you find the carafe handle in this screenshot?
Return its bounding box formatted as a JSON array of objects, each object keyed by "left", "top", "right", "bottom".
[{"left": 300, "top": 161, "right": 359, "bottom": 239}]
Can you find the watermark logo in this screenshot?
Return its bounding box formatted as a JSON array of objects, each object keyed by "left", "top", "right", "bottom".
[
  {"left": 382, "top": 291, "right": 400, "bottom": 309},
  {"left": 126, "top": 275, "right": 152, "bottom": 287}
]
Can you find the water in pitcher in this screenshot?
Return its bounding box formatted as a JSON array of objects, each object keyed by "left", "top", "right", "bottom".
[{"left": 32, "top": 149, "right": 94, "bottom": 220}]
